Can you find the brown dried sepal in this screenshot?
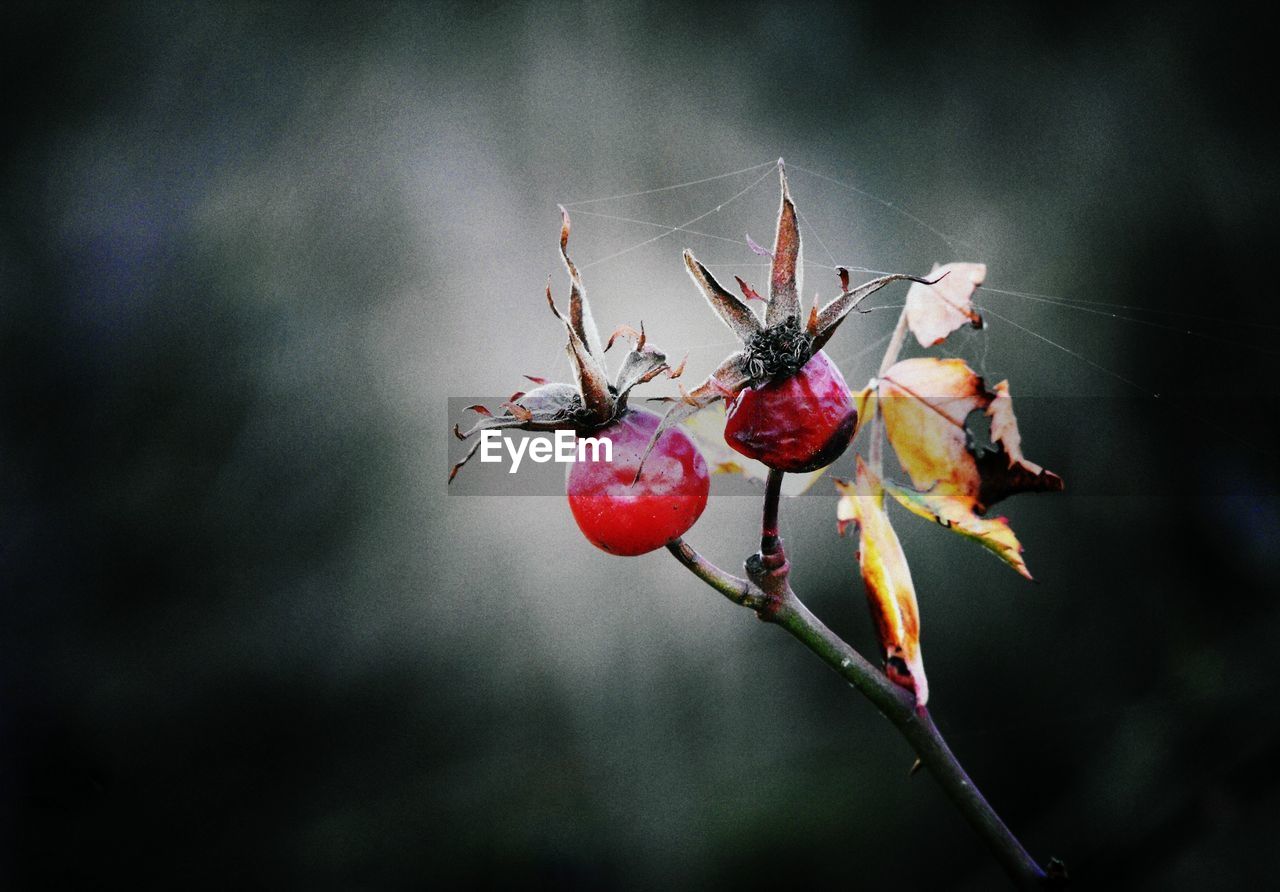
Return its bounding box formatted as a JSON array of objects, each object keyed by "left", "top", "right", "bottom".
[
  {"left": 766, "top": 162, "right": 802, "bottom": 326},
  {"left": 450, "top": 210, "right": 679, "bottom": 483}
]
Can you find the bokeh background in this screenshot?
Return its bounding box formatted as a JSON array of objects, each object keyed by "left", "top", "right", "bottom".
[{"left": 3, "top": 2, "right": 1278, "bottom": 888}]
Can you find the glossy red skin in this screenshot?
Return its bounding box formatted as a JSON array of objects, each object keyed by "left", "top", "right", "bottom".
[
  {"left": 567, "top": 408, "right": 710, "bottom": 556},
  {"left": 724, "top": 350, "right": 856, "bottom": 472}
]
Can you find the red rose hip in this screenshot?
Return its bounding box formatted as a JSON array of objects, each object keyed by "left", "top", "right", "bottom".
[
  {"left": 645, "top": 163, "right": 933, "bottom": 478},
  {"left": 567, "top": 408, "right": 710, "bottom": 556},
  {"left": 723, "top": 349, "right": 856, "bottom": 472}
]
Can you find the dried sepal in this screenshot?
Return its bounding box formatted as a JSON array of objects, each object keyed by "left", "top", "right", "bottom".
[
  {"left": 637, "top": 350, "right": 754, "bottom": 478},
  {"left": 657, "top": 163, "right": 927, "bottom": 443},
  {"left": 452, "top": 414, "right": 534, "bottom": 441},
  {"left": 734, "top": 275, "right": 765, "bottom": 302},
  {"left": 904, "top": 262, "right": 986, "bottom": 347},
  {"left": 878, "top": 357, "right": 1062, "bottom": 512},
  {"left": 746, "top": 233, "right": 772, "bottom": 258},
  {"left": 765, "top": 162, "right": 803, "bottom": 327},
  {"left": 602, "top": 321, "right": 673, "bottom": 404},
  {"left": 450, "top": 212, "right": 676, "bottom": 484},
  {"left": 501, "top": 401, "right": 533, "bottom": 423},
  {"left": 545, "top": 281, "right": 613, "bottom": 425},
  {"left": 448, "top": 382, "right": 589, "bottom": 480},
  {"left": 448, "top": 384, "right": 589, "bottom": 482},
  {"left": 884, "top": 479, "right": 1032, "bottom": 580},
  {"left": 518, "top": 382, "right": 590, "bottom": 421},
  {"left": 449, "top": 438, "right": 483, "bottom": 483},
  {"left": 480, "top": 384, "right": 581, "bottom": 430},
  {"left": 558, "top": 206, "right": 606, "bottom": 358},
  {"left": 811, "top": 271, "right": 943, "bottom": 354},
  {"left": 805, "top": 298, "right": 820, "bottom": 336},
  {"left": 605, "top": 323, "right": 645, "bottom": 352},
  {"left": 835, "top": 457, "right": 929, "bottom": 706},
  {"left": 684, "top": 250, "right": 761, "bottom": 340},
  {"left": 613, "top": 345, "right": 671, "bottom": 405}
]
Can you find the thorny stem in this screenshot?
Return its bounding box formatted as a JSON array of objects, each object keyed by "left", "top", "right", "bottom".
[{"left": 665, "top": 536, "right": 1055, "bottom": 889}]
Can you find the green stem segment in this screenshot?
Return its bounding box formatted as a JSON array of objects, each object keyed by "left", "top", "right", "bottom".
[{"left": 664, "top": 538, "right": 1052, "bottom": 889}]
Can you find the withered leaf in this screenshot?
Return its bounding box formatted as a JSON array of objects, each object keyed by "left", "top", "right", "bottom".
[
  {"left": 904, "top": 262, "right": 986, "bottom": 348},
  {"left": 835, "top": 457, "right": 928, "bottom": 706},
  {"left": 878, "top": 358, "right": 980, "bottom": 495},
  {"left": 850, "top": 382, "right": 878, "bottom": 444},
  {"left": 974, "top": 383, "right": 1064, "bottom": 508},
  {"left": 877, "top": 357, "right": 1062, "bottom": 513},
  {"left": 883, "top": 479, "right": 1033, "bottom": 580}
]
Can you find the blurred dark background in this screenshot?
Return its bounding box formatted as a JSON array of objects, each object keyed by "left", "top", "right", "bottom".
[{"left": 3, "top": 2, "right": 1278, "bottom": 888}]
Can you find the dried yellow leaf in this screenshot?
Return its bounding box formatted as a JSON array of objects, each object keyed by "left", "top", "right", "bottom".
[{"left": 835, "top": 457, "right": 928, "bottom": 706}]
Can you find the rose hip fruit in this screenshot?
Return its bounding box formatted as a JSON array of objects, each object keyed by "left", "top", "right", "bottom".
[
  {"left": 567, "top": 408, "right": 710, "bottom": 556},
  {"left": 723, "top": 349, "right": 856, "bottom": 472},
  {"left": 646, "top": 164, "right": 933, "bottom": 477}
]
